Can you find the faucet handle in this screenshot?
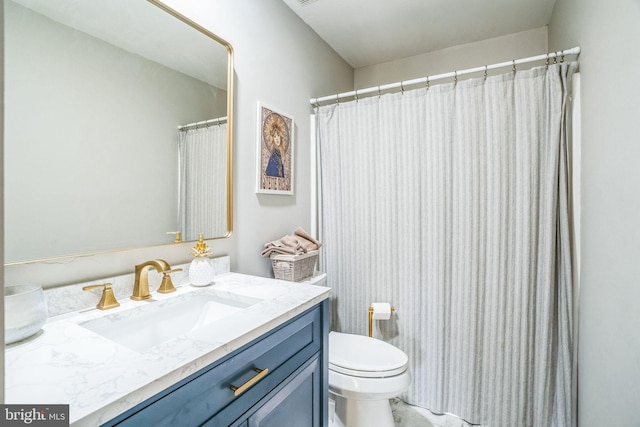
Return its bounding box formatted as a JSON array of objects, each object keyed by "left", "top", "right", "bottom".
[
  {"left": 157, "top": 268, "right": 183, "bottom": 294},
  {"left": 83, "top": 283, "right": 120, "bottom": 310},
  {"left": 167, "top": 231, "right": 182, "bottom": 243}
]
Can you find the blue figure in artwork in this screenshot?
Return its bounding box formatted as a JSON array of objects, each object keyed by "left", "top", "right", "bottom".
[{"left": 264, "top": 114, "right": 287, "bottom": 178}]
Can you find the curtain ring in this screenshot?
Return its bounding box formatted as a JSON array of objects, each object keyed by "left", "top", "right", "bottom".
[
  {"left": 454, "top": 71, "right": 458, "bottom": 84},
  {"left": 335, "top": 94, "right": 340, "bottom": 105},
  {"left": 545, "top": 53, "right": 550, "bottom": 68},
  {"left": 401, "top": 81, "right": 405, "bottom": 94},
  {"left": 377, "top": 85, "right": 381, "bottom": 98},
  {"left": 426, "top": 76, "right": 430, "bottom": 90},
  {"left": 560, "top": 52, "right": 565, "bottom": 63},
  {"left": 553, "top": 52, "right": 558, "bottom": 64},
  {"left": 354, "top": 89, "right": 358, "bottom": 102},
  {"left": 483, "top": 65, "right": 488, "bottom": 80},
  {"left": 512, "top": 60, "right": 516, "bottom": 73}
]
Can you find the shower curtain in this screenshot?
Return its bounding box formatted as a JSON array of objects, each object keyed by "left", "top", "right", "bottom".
[
  {"left": 316, "top": 63, "right": 576, "bottom": 426},
  {"left": 178, "top": 124, "right": 228, "bottom": 241}
]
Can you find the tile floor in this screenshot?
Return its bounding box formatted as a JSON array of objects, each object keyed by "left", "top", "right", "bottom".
[{"left": 391, "top": 399, "right": 476, "bottom": 427}]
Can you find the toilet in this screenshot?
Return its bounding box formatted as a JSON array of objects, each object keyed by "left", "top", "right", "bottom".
[{"left": 328, "top": 331, "right": 411, "bottom": 427}]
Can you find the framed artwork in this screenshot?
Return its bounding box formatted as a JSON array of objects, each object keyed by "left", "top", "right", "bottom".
[{"left": 256, "top": 102, "right": 294, "bottom": 195}]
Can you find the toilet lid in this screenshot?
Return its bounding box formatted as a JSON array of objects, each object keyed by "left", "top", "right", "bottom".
[{"left": 329, "top": 332, "right": 408, "bottom": 378}]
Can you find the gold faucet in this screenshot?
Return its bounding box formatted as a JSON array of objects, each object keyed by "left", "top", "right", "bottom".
[{"left": 131, "top": 259, "right": 182, "bottom": 300}]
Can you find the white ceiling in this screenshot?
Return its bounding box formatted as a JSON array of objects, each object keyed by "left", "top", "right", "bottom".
[{"left": 282, "top": 0, "right": 557, "bottom": 69}]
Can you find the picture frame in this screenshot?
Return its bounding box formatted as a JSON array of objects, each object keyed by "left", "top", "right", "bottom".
[{"left": 256, "top": 101, "right": 295, "bottom": 195}]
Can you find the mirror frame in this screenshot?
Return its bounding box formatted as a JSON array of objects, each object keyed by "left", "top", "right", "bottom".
[{"left": 5, "top": 0, "right": 234, "bottom": 266}]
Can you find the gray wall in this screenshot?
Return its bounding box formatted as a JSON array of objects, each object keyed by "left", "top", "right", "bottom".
[
  {"left": 355, "top": 27, "right": 548, "bottom": 88},
  {"left": 548, "top": 1, "right": 640, "bottom": 425}
]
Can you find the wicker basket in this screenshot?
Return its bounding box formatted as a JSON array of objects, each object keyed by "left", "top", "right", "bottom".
[{"left": 271, "top": 250, "right": 318, "bottom": 282}]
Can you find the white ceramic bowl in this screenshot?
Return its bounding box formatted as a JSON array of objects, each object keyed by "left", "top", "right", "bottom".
[{"left": 5, "top": 285, "right": 48, "bottom": 344}]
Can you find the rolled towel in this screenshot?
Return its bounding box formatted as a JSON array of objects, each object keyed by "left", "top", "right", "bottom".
[
  {"left": 261, "top": 245, "right": 299, "bottom": 258},
  {"left": 281, "top": 235, "right": 303, "bottom": 251},
  {"left": 263, "top": 239, "right": 285, "bottom": 248},
  {"left": 294, "top": 227, "right": 322, "bottom": 251}
]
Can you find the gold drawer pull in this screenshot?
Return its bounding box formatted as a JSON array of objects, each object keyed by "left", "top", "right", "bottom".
[{"left": 229, "top": 368, "right": 269, "bottom": 397}]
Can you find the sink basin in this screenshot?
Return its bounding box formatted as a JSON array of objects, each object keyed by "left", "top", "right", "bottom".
[{"left": 79, "top": 290, "right": 261, "bottom": 353}]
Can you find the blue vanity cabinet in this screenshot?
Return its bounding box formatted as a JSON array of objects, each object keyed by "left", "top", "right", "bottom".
[{"left": 103, "top": 300, "right": 328, "bottom": 427}]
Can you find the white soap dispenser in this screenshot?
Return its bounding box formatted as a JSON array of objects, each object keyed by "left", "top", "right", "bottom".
[{"left": 189, "top": 234, "right": 214, "bottom": 286}]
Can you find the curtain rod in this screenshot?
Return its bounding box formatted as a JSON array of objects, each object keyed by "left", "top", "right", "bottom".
[
  {"left": 178, "top": 116, "right": 227, "bottom": 131},
  {"left": 310, "top": 46, "right": 580, "bottom": 106}
]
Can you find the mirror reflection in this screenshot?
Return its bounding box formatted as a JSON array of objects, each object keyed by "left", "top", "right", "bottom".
[{"left": 4, "top": 0, "right": 233, "bottom": 264}]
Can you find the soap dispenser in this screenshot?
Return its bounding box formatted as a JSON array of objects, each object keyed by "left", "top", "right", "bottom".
[{"left": 189, "top": 234, "right": 214, "bottom": 286}]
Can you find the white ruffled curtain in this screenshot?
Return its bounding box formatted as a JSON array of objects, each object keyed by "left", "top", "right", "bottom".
[
  {"left": 316, "top": 63, "right": 576, "bottom": 426},
  {"left": 178, "top": 124, "right": 227, "bottom": 241}
]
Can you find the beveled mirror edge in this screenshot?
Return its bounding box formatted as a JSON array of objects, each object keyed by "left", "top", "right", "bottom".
[{"left": 4, "top": 0, "right": 234, "bottom": 266}]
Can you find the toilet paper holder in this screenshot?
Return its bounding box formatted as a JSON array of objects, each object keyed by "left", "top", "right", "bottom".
[{"left": 368, "top": 304, "right": 395, "bottom": 337}]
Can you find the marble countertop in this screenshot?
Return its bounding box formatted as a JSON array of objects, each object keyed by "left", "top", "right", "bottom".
[{"left": 5, "top": 272, "right": 330, "bottom": 427}]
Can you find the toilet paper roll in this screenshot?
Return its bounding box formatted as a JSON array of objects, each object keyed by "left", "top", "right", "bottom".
[{"left": 371, "top": 302, "right": 392, "bottom": 320}]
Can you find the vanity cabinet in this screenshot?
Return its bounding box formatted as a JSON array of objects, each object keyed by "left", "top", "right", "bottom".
[{"left": 102, "top": 301, "right": 328, "bottom": 427}]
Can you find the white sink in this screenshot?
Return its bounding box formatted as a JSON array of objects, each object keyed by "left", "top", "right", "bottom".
[{"left": 79, "top": 289, "right": 262, "bottom": 353}]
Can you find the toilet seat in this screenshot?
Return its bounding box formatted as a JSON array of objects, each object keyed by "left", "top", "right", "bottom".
[{"left": 329, "top": 332, "right": 408, "bottom": 378}]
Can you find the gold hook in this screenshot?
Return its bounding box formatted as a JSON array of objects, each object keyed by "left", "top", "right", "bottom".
[
  {"left": 484, "top": 65, "right": 488, "bottom": 80},
  {"left": 401, "top": 81, "right": 405, "bottom": 94},
  {"left": 454, "top": 70, "right": 458, "bottom": 84},
  {"left": 426, "top": 76, "right": 430, "bottom": 90},
  {"left": 354, "top": 89, "right": 359, "bottom": 102},
  {"left": 512, "top": 60, "right": 516, "bottom": 73}
]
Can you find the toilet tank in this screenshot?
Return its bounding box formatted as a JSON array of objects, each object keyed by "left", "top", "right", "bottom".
[{"left": 302, "top": 272, "right": 327, "bottom": 286}]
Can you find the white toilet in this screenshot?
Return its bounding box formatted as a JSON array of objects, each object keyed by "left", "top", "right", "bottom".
[{"left": 328, "top": 331, "right": 411, "bottom": 427}]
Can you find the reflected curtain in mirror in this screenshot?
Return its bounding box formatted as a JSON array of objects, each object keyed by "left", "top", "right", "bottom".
[{"left": 178, "top": 123, "right": 228, "bottom": 241}]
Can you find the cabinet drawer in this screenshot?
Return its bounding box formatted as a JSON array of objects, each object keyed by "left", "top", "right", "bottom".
[
  {"left": 110, "top": 305, "right": 322, "bottom": 427},
  {"left": 246, "top": 356, "right": 321, "bottom": 427},
  {"left": 222, "top": 355, "right": 321, "bottom": 427}
]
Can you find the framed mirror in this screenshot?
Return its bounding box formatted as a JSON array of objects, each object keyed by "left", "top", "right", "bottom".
[{"left": 4, "top": 0, "right": 234, "bottom": 264}]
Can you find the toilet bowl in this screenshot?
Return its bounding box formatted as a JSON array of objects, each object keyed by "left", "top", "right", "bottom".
[{"left": 328, "top": 331, "right": 411, "bottom": 427}]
